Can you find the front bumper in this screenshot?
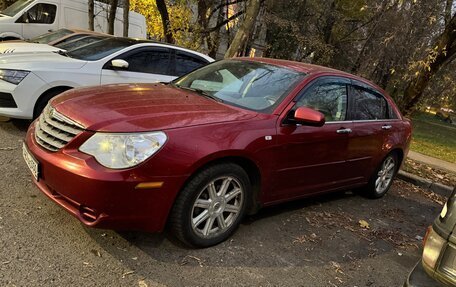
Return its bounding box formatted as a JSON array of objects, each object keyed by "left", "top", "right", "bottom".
[
  {"left": 0, "top": 73, "right": 50, "bottom": 119},
  {"left": 404, "top": 261, "right": 445, "bottom": 287},
  {"left": 25, "top": 123, "right": 188, "bottom": 232}
]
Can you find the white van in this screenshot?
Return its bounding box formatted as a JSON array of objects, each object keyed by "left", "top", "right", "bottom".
[{"left": 0, "top": 0, "right": 146, "bottom": 40}]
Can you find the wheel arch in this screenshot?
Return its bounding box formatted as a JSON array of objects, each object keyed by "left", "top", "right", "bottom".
[
  {"left": 34, "top": 86, "right": 74, "bottom": 116},
  {"left": 182, "top": 153, "right": 263, "bottom": 215},
  {"left": 0, "top": 32, "right": 23, "bottom": 41}
]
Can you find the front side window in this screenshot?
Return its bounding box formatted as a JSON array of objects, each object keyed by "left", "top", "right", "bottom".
[
  {"left": 120, "top": 49, "right": 171, "bottom": 75},
  {"left": 296, "top": 83, "right": 348, "bottom": 122},
  {"left": 174, "top": 60, "right": 306, "bottom": 113},
  {"left": 19, "top": 3, "right": 57, "bottom": 24},
  {"left": 352, "top": 87, "right": 388, "bottom": 120}
]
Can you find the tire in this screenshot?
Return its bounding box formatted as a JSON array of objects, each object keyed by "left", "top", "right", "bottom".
[
  {"left": 362, "top": 153, "right": 398, "bottom": 199},
  {"left": 169, "top": 163, "right": 251, "bottom": 247},
  {"left": 33, "top": 88, "right": 70, "bottom": 119}
]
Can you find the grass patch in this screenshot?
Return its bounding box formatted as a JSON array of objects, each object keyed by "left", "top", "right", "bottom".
[{"left": 410, "top": 112, "right": 456, "bottom": 163}]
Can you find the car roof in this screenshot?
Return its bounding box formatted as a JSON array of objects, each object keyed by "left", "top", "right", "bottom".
[
  {"left": 103, "top": 37, "right": 214, "bottom": 61},
  {"left": 237, "top": 57, "right": 381, "bottom": 90}
]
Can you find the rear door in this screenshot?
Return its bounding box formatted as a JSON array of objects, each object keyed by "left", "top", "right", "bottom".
[
  {"left": 272, "top": 77, "right": 354, "bottom": 200},
  {"left": 101, "top": 46, "right": 175, "bottom": 84},
  {"left": 345, "top": 81, "right": 394, "bottom": 181}
]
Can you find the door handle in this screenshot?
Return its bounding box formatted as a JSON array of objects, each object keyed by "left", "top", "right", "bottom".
[
  {"left": 48, "top": 29, "right": 54, "bottom": 32},
  {"left": 382, "top": 125, "right": 392, "bottom": 130},
  {"left": 336, "top": 128, "right": 352, "bottom": 134}
]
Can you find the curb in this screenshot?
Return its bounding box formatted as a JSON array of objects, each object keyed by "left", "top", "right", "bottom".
[{"left": 397, "top": 170, "right": 455, "bottom": 198}]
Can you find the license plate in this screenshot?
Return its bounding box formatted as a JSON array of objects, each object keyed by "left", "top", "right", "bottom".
[{"left": 22, "top": 143, "right": 39, "bottom": 181}]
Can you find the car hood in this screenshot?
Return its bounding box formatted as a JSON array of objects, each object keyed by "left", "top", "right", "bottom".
[
  {"left": 0, "top": 43, "right": 63, "bottom": 56},
  {"left": 52, "top": 83, "right": 257, "bottom": 132},
  {"left": 0, "top": 52, "right": 86, "bottom": 69}
]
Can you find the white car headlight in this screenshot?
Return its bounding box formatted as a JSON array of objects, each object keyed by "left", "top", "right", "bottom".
[
  {"left": 79, "top": 132, "right": 167, "bottom": 169},
  {"left": 0, "top": 69, "right": 30, "bottom": 85}
]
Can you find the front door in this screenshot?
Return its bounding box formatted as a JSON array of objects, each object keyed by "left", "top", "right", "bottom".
[
  {"left": 272, "top": 78, "right": 353, "bottom": 200},
  {"left": 19, "top": 2, "right": 59, "bottom": 39}
]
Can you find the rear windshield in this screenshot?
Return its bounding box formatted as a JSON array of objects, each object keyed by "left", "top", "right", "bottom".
[
  {"left": 1, "top": 0, "right": 34, "bottom": 17},
  {"left": 67, "top": 38, "right": 133, "bottom": 61},
  {"left": 29, "top": 29, "right": 73, "bottom": 44}
]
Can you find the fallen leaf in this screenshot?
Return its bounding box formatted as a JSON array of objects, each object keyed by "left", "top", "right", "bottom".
[{"left": 359, "top": 220, "right": 370, "bottom": 229}]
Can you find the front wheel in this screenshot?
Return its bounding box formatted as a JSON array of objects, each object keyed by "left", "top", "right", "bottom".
[
  {"left": 169, "top": 163, "right": 250, "bottom": 247},
  {"left": 363, "top": 153, "right": 398, "bottom": 198}
]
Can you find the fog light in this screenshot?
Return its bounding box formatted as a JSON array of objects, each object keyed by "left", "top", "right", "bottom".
[{"left": 422, "top": 227, "right": 446, "bottom": 269}]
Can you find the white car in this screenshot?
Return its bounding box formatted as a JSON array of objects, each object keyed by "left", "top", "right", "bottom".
[{"left": 0, "top": 37, "right": 214, "bottom": 119}]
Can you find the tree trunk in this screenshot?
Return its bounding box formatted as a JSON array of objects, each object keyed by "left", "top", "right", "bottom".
[
  {"left": 88, "top": 0, "right": 95, "bottom": 31},
  {"left": 401, "top": 14, "right": 456, "bottom": 115},
  {"left": 225, "top": 0, "right": 261, "bottom": 58},
  {"left": 107, "top": 0, "right": 119, "bottom": 35},
  {"left": 155, "top": 0, "right": 175, "bottom": 44},
  {"left": 123, "top": 0, "right": 130, "bottom": 37},
  {"left": 207, "top": 3, "right": 225, "bottom": 58},
  {"left": 444, "top": 0, "right": 453, "bottom": 26}
]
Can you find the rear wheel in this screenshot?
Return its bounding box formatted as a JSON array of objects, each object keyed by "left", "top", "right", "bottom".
[
  {"left": 363, "top": 153, "right": 398, "bottom": 198},
  {"left": 169, "top": 163, "right": 250, "bottom": 247}
]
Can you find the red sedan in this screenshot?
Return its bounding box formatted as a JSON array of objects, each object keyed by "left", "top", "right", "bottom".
[{"left": 24, "top": 58, "right": 412, "bottom": 247}]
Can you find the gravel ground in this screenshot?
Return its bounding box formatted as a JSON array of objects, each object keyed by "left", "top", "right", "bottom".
[{"left": 0, "top": 119, "right": 445, "bottom": 287}]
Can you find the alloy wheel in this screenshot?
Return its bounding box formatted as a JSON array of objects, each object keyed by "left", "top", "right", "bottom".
[{"left": 191, "top": 176, "right": 244, "bottom": 238}]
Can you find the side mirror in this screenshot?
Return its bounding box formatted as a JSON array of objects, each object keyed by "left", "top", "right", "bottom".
[
  {"left": 293, "top": 106, "right": 325, "bottom": 127},
  {"left": 111, "top": 59, "right": 129, "bottom": 69}
]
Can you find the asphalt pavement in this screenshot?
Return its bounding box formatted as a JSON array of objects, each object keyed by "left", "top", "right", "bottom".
[{"left": 0, "top": 119, "right": 445, "bottom": 287}]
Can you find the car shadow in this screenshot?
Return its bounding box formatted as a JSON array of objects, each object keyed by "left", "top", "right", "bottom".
[
  {"left": 84, "top": 182, "right": 439, "bottom": 286},
  {"left": 0, "top": 118, "right": 31, "bottom": 133}
]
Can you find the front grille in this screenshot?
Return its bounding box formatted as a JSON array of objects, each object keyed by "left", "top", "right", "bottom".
[
  {"left": 0, "top": 92, "right": 17, "bottom": 108},
  {"left": 35, "top": 105, "right": 84, "bottom": 152}
]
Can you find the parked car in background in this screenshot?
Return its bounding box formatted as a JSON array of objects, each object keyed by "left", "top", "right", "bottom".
[
  {"left": 0, "top": 0, "right": 146, "bottom": 41},
  {"left": 23, "top": 58, "right": 412, "bottom": 247},
  {"left": 405, "top": 188, "right": 456, "bottom": 287},
  {"left": 0, "top": 29, "right": 110, "bottom": 55},
  {"left": 29, "top": 28, "right": 110, "bottom": 46},
  {"left": 0, "top": 37, "right": 214, "bottom": 119}
]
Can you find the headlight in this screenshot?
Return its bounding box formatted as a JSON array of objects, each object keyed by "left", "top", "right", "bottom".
[
  {"left": 0, "top": 69, "right": 30, "bottom": 85},
  {"left": 79, "top": 132, "right": 167, "bottom": 169},
  {"left": 422, "top": 227, "right": 446, "bottom": 269}
]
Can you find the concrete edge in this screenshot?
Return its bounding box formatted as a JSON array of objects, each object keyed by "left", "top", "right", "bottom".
[{"left": 397, "top": 170, "right": 455, "bottom": 198}]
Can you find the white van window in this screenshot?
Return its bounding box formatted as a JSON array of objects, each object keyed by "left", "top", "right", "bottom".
[
  {"left": 1, "top": 0, "right": 34, "bottom": 17},
  {"left": 17, "top": 3, "right": 57, "bottom": 24}
]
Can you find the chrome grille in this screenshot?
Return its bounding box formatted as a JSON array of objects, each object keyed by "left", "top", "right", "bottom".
[{"left": 35, "top": 105, "right": 85, "bottom": 152}]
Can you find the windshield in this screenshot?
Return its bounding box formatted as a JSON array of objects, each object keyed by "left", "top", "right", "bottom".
[
  {"left": 29, "top": 29, "right": 73, "bottom": 44},
  {"left": 174, "top": 60, "right": 306, "bottom": 113},
  {"left": 1, "top": 0, "right": 34, "bottom": 17},
  {"left": 67, "top": 38, "right": 133, "bottom": 61},
  {"left": 55, "top": 36, "right": 107, "bottom": 51}
]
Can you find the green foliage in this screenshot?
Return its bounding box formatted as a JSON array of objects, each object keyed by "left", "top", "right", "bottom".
[{"left": 410, "top": 113, "right": 456, "bottom": 163}]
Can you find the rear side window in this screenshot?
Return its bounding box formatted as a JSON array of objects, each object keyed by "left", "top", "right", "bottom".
[
  {"left": 174, "top": 52, "right": 208, "bottom": 77},
  {"left": 122, "top": 48, "right": 171, "bottom": 75},
  {"left": 351, "top": 87, "right": 388, "bottom": 120},
  {"left": 296, "top": 83, "right": 348, "bottom": 122}
]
